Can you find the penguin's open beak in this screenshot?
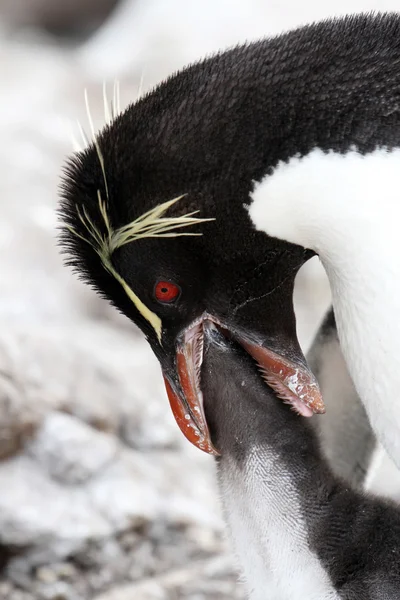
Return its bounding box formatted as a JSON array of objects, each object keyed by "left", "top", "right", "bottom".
[{"left": 162, "top": 313, "right": 325, "bottom": 455}]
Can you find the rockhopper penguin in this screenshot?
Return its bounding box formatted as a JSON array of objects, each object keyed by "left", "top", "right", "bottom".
[{"left": 60, "top": 12, "right": 400, "bottom": 465}]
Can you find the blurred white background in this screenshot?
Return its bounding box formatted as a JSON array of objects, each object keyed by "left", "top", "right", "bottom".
[{"left": 0, "top": 1, "right": 399, "bottom": 598}]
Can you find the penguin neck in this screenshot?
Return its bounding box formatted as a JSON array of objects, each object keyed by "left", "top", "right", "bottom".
[{"left": 249, "top": 147, "right": 400, "bottom": 467}]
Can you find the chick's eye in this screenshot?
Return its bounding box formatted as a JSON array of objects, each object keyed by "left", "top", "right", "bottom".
[{"left": 154, "top": 280, "right": 181, "bottom": 304}]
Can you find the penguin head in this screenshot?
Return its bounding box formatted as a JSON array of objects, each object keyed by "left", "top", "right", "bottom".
[{"left": 59, "top": 71, "right": 324, "bottom": 454}]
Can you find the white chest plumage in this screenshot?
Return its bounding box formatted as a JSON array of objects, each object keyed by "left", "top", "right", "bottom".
[
  {"left": 249, "top": 148, "right": 400, "bottom": 470},
  {"left": 218, "top": 449, "right": 339, "bottom": 600}
]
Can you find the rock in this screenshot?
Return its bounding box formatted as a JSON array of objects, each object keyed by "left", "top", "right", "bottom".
[
  {"left": 0, "top": 586, "right": 32, "bottom": 600},
  {"left": 0, "top": 375, "right": 39, "bottom": 460},
  {"left": 27, "top": 412, "right": 118, "bottom": 484},
  {"left": 59, "top": 349, "right": 122, "bottom": 434},
  {"left": 92, "top": 557, "right": 244, "bottom": 600},
  {"left": 0, "top": 454, "right": 112, "bottom": 560},
  {"left": 36, "top": 566, "right": 58, "bottom": 584},
  {"left": 8, "top": 326, "right": 123, "bottom": 434},
  {"left": 0, "top": 404, "right": 226, "bottom": 593},
  {"left": 0, "top": 582, "right": 12, "bottom": 597},
  {"left": 38, "top": 581, "right": 80, "bottom": 600},
  {"left": 94, "top": 581, "right": 167, "bottom": 600},
  {"left": 0, "top": 334, "right": 45, "bottom": 461}
]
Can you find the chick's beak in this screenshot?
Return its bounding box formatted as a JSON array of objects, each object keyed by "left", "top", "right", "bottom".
[{"left": 162, "top": 314, "right": 325, "bottom": 455}]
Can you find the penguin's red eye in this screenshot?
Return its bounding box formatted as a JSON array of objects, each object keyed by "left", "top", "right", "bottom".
[{"left": 154, "top": 281, "right": 181, "bottom": 304}]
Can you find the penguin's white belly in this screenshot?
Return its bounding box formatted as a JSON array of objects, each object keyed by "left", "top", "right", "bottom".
[{"left": 248, "top": 147, "right": 400, "bottom": 470}]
